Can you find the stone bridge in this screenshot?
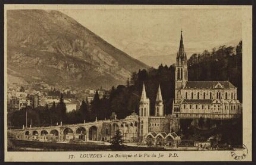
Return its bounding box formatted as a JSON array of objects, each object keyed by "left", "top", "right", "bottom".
[{"left": 9, "top": 115, "right": 139, "bottom": 143}]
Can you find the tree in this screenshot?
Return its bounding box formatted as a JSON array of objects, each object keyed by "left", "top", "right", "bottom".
[
  {"left": 100, "top": 95, "right": 111, "bottom": 119},
  {"left": 111, "top": 129, "right": 124, "bottom": 150},
  {"left": 91, "top": 91, "right": 100, "bottom": 121},
  {"left": 56, "top": 93, "right": 67, "bottom": 123},
  {"left": 79, "top": 100, "right": 88, "bottom": 122}
]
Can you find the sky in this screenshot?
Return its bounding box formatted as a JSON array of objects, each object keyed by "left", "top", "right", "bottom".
[{"left": 60, "top": 6, "right": 242, "bottom": 60}]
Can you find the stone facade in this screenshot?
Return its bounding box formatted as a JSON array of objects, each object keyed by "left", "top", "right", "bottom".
[{"left": 138, "top": 83, "right": 180, "bottom": 144}]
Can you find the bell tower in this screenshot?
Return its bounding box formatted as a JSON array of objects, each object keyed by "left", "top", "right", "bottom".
[
  {"left": 175, "top": 30, "right": 188, "bottom": 103},
  {"left": 173, "top": 31, "right": 188, "bottom": 116},
  {"left": 139, "top": 83, "right": 150, "bottom": 140}
]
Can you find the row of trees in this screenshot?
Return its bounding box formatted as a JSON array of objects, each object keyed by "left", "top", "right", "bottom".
[{"left": 8, "top": 94, "right": 68, "bottom": 128}]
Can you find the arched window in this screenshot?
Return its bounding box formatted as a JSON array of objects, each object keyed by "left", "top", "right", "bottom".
[
  {"left": 181, "top": 68, "right": 183, "bottom": 80},
  {"left": 210, "top": 92, "right": 212, "bottom": 99},
  {"left": 203, "top": 92, "right": 206, "bottom": 99},
  {"left": 144, "top": 109, "right": 146, "bottom": 116},
  {"left": 197, "top": 92, "right": 200, "bottom": 99},
  {"left": 225, "top": 92, "right": 228, "bottom": 99},
  {"left": 177, "top": 68, "right": 180, "bottom": 80},
  {"left": 231, "top": 93, "right": 233, "bottom": 99},
  {"left": 191, "top": 92, "right": 193, "bottom": 99}
]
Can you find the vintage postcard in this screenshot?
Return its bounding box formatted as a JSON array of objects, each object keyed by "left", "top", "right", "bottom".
[{"left": 4, "top": 5, "right": 252, "bottom": 161}]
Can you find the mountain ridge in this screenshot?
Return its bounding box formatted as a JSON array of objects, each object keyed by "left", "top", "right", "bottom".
[{"left": 7, "top": 10, "right": 148, "bottom": 90}]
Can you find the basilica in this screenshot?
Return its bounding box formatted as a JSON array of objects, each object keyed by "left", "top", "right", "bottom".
[
  {"left": 138, "top": 31, "right": 242, "bottom": 143},
  {"left": 172, "top": 31, "right": 242, "bottom": 119}
]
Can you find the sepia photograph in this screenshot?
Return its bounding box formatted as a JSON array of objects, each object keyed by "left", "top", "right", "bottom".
[{"left": 4, "top": 5, "right": 252, "bottom": 161}]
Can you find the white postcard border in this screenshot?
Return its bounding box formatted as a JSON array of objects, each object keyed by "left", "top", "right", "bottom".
[{"left": 4, "top": 4, "right": 252, "bottom": 162}]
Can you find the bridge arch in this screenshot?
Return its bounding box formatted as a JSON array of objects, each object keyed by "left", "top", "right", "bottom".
[
  {"left": 50, "top": 129, "right": 59, "bottom": 136},
  {"left": 155, "top": 134, "right": 164, "bottom": 146},
  {"left": 145, "top": 134, "right": 155, "bottom": 146},
  {"left": 76, "top": 127, "right": 86, "bottom": 134},
  {"left": 165, "top": 135, "right": 174, "bottom": 146},
  {"left": 88, "top": 126, "right": 98, "bottom": 141},
  {"left": 145, "top": 133, "right": 155, "bottom": 139},
  {"left": 25, "top": 131, "right": 30, "bottom": 135},
  {"left": 63, "top": 127, "right": 73, "bottom": 134},
  {"left": 32, "top": 130, "right": 39, "bottom": 136},
  {"left": 76, "top": 127, "right": 87, "bottom": 141},
  {"left": 63, "top": 127, "right": 74, "bottom": 141},
  {"left": 41, "top": 130, "right": 48, "bottom": 136}
]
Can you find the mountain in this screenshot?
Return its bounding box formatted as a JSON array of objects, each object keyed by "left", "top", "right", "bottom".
[{"left": 7, "top": 10, "right": 148, "bottom": 90}]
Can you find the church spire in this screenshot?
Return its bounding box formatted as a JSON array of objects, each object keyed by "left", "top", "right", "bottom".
[
  {"left": 180, "top": 30, "right": 183, "bottom": 47},
  {"left": 140, "top": 82, "right": 147, "bottom": 101},
  {"left": 177, "top": 30, "right": 186, "bottom": 59},
  {"left": 155, "top": 84, "right": 164, "bottom": 116},
  {"left": 156, "top": 85, "right": 163, "bottom": 102},
  {"left": 178, "top": 30, "right": 185, "bottom": 58}
]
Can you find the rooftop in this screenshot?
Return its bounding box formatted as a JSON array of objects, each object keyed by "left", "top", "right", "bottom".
[{"left": 184, "top": 81, "right": 235, "bottom": 89}]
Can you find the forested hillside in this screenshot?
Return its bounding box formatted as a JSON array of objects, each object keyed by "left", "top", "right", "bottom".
[{"left": 188, "top": 41, "right": 242, "bottom": 102}]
